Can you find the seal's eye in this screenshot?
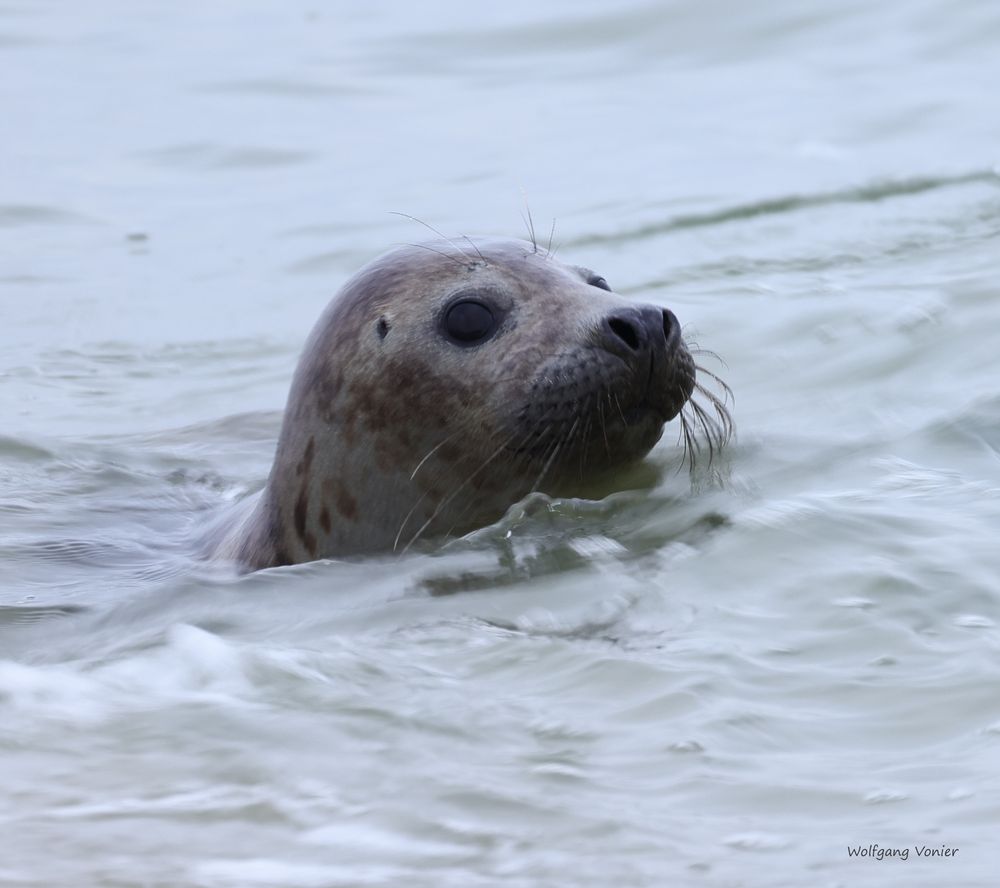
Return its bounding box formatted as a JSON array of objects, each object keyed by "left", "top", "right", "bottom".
[
  {"left": 443, "top": 299, "right": 496, "bottom": 345},
  {"left": 588, "top": 274, "right": 611, "bottom": 292}
]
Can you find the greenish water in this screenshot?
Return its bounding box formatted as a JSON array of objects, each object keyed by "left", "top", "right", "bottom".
[{"left": 2, "top": 1, "right": 999, "bottom": 885}]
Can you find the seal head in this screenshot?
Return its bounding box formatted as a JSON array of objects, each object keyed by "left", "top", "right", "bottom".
[{"left": 212, "top": 237, "right": 729, "bottom": 568}]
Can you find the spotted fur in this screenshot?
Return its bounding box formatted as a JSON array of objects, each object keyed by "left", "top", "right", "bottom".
[{"left": 208, "top": 237, "right": 730, "bottom": 569}]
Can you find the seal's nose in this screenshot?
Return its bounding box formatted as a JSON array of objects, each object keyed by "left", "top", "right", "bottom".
[{"left": 601, "top": 306, "right": 680, "bottom": 358}]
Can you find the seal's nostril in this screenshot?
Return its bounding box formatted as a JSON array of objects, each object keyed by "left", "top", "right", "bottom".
[
  {"left": 608, "top": 317, "right": 641, "bottom": 351},
  {"left": 661, "top": 309, "right": 680, "bottom": 347}
]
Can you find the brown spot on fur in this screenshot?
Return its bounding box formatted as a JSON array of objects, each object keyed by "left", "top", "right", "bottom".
[
  {"left": 295, "top": 264, "right": 408, "bottom": 426},
  {"left": 296, "top": 436, "right": 316, "bottom": 477},
  {"left": 264, "top": 509, "right": 294, "bottom": 568},
  {"left": 294, "top": 486, "right": 317, "bottom": 556},
  {"left": 340, "top": 399, "right": 359, "bottom": 448},
  {"left": 438, "top": 442, "right": 462, "bottom": 463},
  {"left": 224, "top": 239, "right": 719, "bottom": 570},
  {"left": 341, "top": 352, "right": 477, "bottom": 477},
  {"left": 294, "top": 488, "right": 307, "bottom": 538},
  {"left": 335, "top": 481, "right": 358, "bottom": 522}
]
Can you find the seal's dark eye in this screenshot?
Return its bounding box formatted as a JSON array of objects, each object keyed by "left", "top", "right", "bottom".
[
  {"left": 588, "top": 274, "right": 611, "bottom": 292},
  {"left": 443, "top": 299, "right": 496, "bottom": 345}
]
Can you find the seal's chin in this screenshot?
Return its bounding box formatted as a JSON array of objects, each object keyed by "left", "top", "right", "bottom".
[
  {"left": 623, "top": 404, "right": 676, "bottom": 440},
  {"left": 596, "top": 363, "right": 696, "bottom": 465},
  {"left": 621, "top": 363, "right": 695, "bottom": 426},
  {"left": 611, "top": 403, "right": 669, "bottom": 460},
  {"left": 623, "top": 395, "right": 684, "bottom": 426},
  {"left": 504, "top": 333, "right": 699, "bottom": 480}
]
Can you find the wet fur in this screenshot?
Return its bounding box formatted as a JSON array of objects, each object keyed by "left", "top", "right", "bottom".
[{"left": 210, "top": 237, "right": 732, "bottom": 569}]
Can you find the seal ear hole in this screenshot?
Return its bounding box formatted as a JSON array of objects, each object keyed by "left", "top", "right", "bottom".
[
  {"left": 588, "top": 274, "right": 611, "bottom": 292},
  {"left": 376, "top": 317, "right": 390, "bottom": 340}
]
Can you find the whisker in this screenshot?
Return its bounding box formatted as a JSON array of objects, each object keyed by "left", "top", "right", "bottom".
[
  {"left": 689, "top": 347, "right": 729, "bottom": 369},
  {"left": 400, "top": 242, "right": 470, "bottom": 269},
  {"left": 393, "top": 492, "right": 430, "bottom": 553},
  {"left": 694, "top": 381, "right": 735, "bottom": 442},
  {"left": 599, "top": 395, "right": 611, "bottom": 456},
  {"left": 530, "top": 418, "right": 576, "bottom": 492},
  {"left": 520, "top": 192, "right": 538, "bottom": 253},
  {"left": 390, "top": 212, "right": 476, "bottom": 262},
  {"left": 436, "top": 426, "right": 542, "bottom": 539},
  {"left": 394, "top": 417, "right": 497, "bottom": 551},
  {"left": 688, "top": 399, "right": 718, "bottom": 461},
  {"left": 682, "top": 413, "right": 698, "bottom": 472},
  {"left": 409, "top": 430, "right": 464, "bottom": 481},
  {"left": 694, "top": 364, "right": 734, "bottom": 402},
  {"left": 461, "top": 234, "right": 487, "bottom": 265},
  {"left": 578, "top": 412, "right": 593, "bottom": 479},
  {"left": 402, "top": 432, "right": 516, "bottom": 553},
  {"left": 611, "top": 392, "right": 627, "bottom": 426}
]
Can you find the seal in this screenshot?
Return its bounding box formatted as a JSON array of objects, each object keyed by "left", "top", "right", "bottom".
[{"left": 209, "top": 236, "right": 731, "bottom": 569}]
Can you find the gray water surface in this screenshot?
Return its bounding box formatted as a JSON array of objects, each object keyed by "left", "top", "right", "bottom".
[{"left": 2, "top": 1, "right": 1000, "bottom": 886}]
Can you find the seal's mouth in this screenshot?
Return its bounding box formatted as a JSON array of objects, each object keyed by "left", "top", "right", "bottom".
[
  {"left": 622, "top": 347, "right": 696, "bottom": 426},
  {"left": 621, "top": 400, "right": 674, "bottom": 427},
  {"left": 506, "top": 363, "right": 690, "bottom": 469},
  {"left": 504, "top": 329, "right": 731, "bottom": 479},
  {"left": 624, "top": 368, "right": 695, "bottom": 425}
]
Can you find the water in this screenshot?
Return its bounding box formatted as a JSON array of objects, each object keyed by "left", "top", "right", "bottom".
[{"left": 2, "top": 1, "right": 999, "bottom": 885}]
